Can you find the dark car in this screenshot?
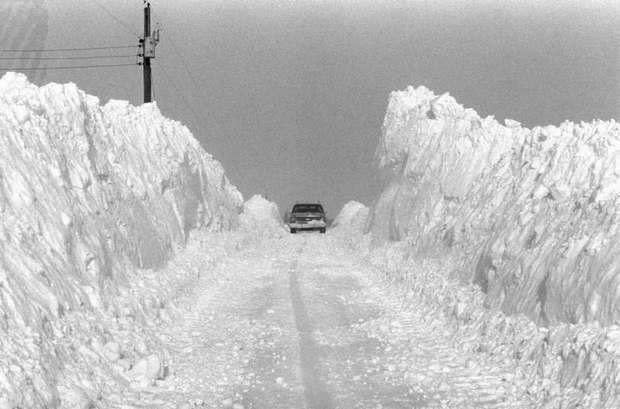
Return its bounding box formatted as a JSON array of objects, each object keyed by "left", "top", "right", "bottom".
[{"left": 288, "top": 203, "right": 327, "bottom": 234}]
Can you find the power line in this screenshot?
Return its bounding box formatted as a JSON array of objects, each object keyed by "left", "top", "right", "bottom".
[
  {"left": 88, "top": 0, "right": 140, "bottom": 37},
  {"left": 0, "top": 63, "right": 137, "bottom": 71},
  {"left": 166, "top": 35, "right": 201, "bottom": 93},
  {"left": 0, "top": 55, "right": 136, "bottom": 61},
  {"left": 158, "top": 61, "right": 205, "bottom": 136},
  {"left": 0, "top": 46, "right": 136, "bottom": 53},
  {"left": 151, "top": 9, "right": 209, "bottom": 130},
  {"left": 151, "top": 9, "right": 202, "bottom": 93}
]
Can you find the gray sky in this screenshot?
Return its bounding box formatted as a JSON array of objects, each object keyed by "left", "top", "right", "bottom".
[{"left": 3, "top": 0, "right": 619, "bottom": 216}]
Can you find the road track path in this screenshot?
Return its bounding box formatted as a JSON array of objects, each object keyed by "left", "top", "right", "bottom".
[{"left": 150, "top": 234, "right": 535, "bottom": 409}]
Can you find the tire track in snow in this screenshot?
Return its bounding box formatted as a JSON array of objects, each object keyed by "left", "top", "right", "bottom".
[
  {"left": 288, "top": 257, "right": 334, "bottom": 409},
  {"left": 147, "top": 233, "right": 540, "bottom": 408},
  {"left": 235, "top": 254, "right": 305, "bottom": 409}
]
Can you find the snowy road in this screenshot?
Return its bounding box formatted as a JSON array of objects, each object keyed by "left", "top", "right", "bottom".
[{"left": 146, "top": 233, "right": 535, "bottom": 409}]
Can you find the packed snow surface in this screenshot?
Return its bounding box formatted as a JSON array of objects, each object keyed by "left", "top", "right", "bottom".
[
  {"left": 92, "top": 232, "right": 563, "bottom": 408},
  {"left": 0, "top": 73, "right": 241, "bottom": 407}
]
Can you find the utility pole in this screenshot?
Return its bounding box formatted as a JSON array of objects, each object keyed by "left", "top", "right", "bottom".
[{"left": 139, "top": 1, "right": 159, "bottom": 103}]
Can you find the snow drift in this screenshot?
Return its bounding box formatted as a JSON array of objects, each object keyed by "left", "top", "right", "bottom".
[
  {"left": 331, "top": 201, "right": 369, "bottom": 235},
  {"left": 370, "top": 85, "right": 620, "bottom": 327},
  {"left": 0, "top": 73, "right": 242, "bottom": 407},
  {"left": 365, "top": 85, "right": 620, "bottom": 407},
  {"left": 239, "top": 194, "right": 286, "bottom": 236}
]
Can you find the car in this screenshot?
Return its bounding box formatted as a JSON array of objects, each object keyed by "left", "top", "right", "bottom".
[{"left": 287, "top": 203, "right": 327, "bottom": 234}]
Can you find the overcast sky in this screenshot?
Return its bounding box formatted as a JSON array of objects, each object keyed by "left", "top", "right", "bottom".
[{"left": 2, "top": 0, "right": 619, "bottom": 216}]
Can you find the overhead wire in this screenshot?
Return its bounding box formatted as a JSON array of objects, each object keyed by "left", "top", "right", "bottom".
[
  {"left": 0, "top": 63, "right": 137, "bottom": 71},
  {"left": 150, "top": 9, "right": 211, "bottom": 137},
  {"left": 0, "top": 46, "right": 136, "bottom": 53},
  {"left": 164, "top": 34, "right": 201, "bottom": 94},
  {"left": 0, "top": 2, "right": 141, "bottom": 91},
  {"left": 157, "top": 60, "right": 205, "bottom": 137},
  {"left": 0, "top": 2, "right": 200, "bottom": 108},
  {"left": 87, "top": 0, "right": 140, "bottom": 37},
  {"left": 0, "top": 55, "right": 136, "bottom": 61},
  {"left": 151, "top": 9, "right": 202, "bottom": 93}
]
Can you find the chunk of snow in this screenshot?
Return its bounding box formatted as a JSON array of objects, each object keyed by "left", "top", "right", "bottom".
[
  {"left": 331, "top": 201, "right": 369, "bottom": 234},
  {"left": 239, "top": 195, "right": 286, "bottom": 236},
  {"left": 102, "top": 342, "right": 121, "bottom": 362},
  {"left": 127, "top": 354, "right": 164, "bottom": 388}
]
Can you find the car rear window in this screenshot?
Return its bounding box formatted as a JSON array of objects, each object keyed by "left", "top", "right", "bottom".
[{"left": 292, "top": 204, "right": 324, "bottom": 213}]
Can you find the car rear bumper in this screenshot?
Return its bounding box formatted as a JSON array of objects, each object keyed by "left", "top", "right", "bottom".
[{"left": 289, "top": 221, "right": 326, "bottom": 229}]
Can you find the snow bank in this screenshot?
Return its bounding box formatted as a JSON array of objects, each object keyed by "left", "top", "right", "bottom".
[
  {"left": 366, "top": 246, "right": 620, "bottom": 408},
  {"left": 331, "top": 201, "right": 369, "bottom": 235},
  {"left": 370, "top": 85, "right": 620, "bottom": 327},
  {"left": 365, "top": 85, "right": 620, "bottom": 407},
  {"left": 0, "top": 73, "right": 242, "bottom": 407},
  {"left": 239, "top": 194, "right": 286, "bottom": 236}
]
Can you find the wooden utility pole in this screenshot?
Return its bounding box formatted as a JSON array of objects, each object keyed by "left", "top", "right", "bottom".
[{"left": 139, "top": 1, "right": 159, "bottom": 103}]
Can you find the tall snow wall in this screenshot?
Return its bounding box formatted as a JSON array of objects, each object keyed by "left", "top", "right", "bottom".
[
  {"left": 0, "top": 73, "right": 242, "bottom": 406},
  {"left": 369, "top": 85, "right": 620, "bottom": 327}
]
